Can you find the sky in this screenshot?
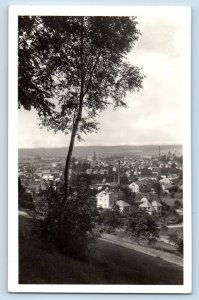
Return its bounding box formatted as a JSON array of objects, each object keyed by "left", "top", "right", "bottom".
[{"left": 19, "top": 12, "right": 190, "bottom": 148}]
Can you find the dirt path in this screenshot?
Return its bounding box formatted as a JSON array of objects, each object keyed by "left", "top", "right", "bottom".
[{"left": 100, "top": 233, "right": 183, "bottom": 267}]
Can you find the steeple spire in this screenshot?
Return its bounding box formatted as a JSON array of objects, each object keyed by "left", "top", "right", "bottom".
[{"left": 93, "top": 150, "right": 97, "bottom": 160}]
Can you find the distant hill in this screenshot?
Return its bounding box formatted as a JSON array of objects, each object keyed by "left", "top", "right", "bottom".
[{"left": 19, "top": 145, "right": 182, "bottom": 159}]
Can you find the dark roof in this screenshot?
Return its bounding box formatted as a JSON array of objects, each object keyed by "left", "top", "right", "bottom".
[
  {"left": 135, "top": 192, "right": 160, "bottom": 203},
  {"left": 135, "top": 193, "right": 145, "bottom": 202},
  {"left": 136, "top": 180, "right": 151, "bottom": 187}
]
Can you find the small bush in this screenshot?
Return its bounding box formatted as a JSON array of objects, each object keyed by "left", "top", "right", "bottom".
[
  {"left": 125, "top": 207, "right": 159, "bottom": 244},
  {"left": 34, "top": 178, "right": 99, "bottom": 260},
  {"left": 168, "top": 233, "right": 183, "bottom": 255},
  {"left": 175, "top": 215, "right": 183, "bottom": 224},
  {"left": 99, "top": 203, "right": 122, "bottom": 234},
  {"left": 18, "top": 177, "right": 35, "bottom": 211},
  {"left": 159, "top": 225, "right": 169, "bottom": 235}
]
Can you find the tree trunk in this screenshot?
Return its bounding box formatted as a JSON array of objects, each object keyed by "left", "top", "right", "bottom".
[
  {"left": 63, "top": 16, "right": 85, "bottom": 202},
  {"left": 64, "top": 122, "right": 79, "bottom": 195}
]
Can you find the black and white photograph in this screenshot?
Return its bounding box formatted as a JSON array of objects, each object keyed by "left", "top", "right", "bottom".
[{"left": 8, "top": 6, "right": 191, "bottom": 293}]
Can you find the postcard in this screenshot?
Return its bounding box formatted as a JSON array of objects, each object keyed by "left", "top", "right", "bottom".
[{"left": 8, "top": 5, "right": 191, "bottom": 293}]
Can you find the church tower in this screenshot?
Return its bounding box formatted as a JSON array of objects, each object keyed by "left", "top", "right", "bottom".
[{"left": 93, "top": 151, "right": 97, "bottom": 161}]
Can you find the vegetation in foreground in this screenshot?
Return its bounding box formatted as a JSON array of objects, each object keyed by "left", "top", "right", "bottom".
[{"left": 19, "top": 215, "right": 183, "bottom": 285}]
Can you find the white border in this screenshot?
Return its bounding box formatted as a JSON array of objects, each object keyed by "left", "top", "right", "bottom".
[{"left": 8, "top": 5, "right": 192, "bottom": 294}]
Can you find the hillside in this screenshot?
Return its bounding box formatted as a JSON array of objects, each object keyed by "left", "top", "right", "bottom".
[
  {"left": 19, "top": 215, "right": 183, "bottom": 285},
  {"left": 19, "top": 144, "right": 182, "bottom": 159}
]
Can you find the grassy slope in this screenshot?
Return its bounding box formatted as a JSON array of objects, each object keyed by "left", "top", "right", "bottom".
[{"left": 19, "top": 216, "right": 183, "bottom": 285}]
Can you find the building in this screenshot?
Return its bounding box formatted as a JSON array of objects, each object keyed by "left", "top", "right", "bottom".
[
  {"left": 96, "top": 188, "right": 116, "bottom": 209},
  {"left": 89, "top": 183, "right": 104, "bottom": 191},
  {"left": 116, "top": 200, "right": 131, "bottom": 213},
  {"left": 168, "top": 173, "right": 179, "bottom": 181},
  {"left": 138, "top": 174, "right": 158, "bottom": 181},
  {"left": 151, "top": 200, "right": 162, "bottom": 215},
  {"left": 129, "top": 182, "right": 139, "bottom": 193},
  {"left": 129, "top": 180, "right": 151, "bottom": 194},
  {"left": 139, "top": 196, "right": 162, "bottom": 216},
  {"left": 159, "top": 177, "right": 171, "bottom": 185},
  {"left": 42, "top": 174, "right": 54, "bottom": 181},
  {"left": 139, "top": 198, "right": 155, "bottom": 215}
]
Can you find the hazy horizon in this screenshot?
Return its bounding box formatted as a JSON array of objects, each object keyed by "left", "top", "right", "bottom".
[{"left": 18, "top": 143, "right": 183, "bottom": 150}]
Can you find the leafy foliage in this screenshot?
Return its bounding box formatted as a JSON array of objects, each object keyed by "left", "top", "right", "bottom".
[
  {"left": 120, "top": 175, "right": 129, "bottom": 185},
  {"left": 19, "top": 16, "right": 144, "bottom": 142},
  {"left": 34, "top": 177, "right": 99, "bottom": 259},
  {"left": 168, "top": 233, "right": 183, "bottom": 255},
  {"left": 140, "top": 167, "right": 152, "bottom": 176},
  {"left": 125, "top": 207, "right": 159, "bottom": 244},
  {"left": 152, "top": 182, "right": 162, "bottom": 197},
  {"left": 99, "top": 203, "right": 122, "bottom": 233},
  {"left": 18, "top": 16, "right": 56, "bottom": 115},
  {"left": 173, "top": 199, "right": 182, "bottom": 209},
  {"left": 18, "top": 177, "right": 35, "bottom": 210}
]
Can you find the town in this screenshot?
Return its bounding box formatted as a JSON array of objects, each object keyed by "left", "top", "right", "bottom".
[{"left": 19, "top": 146, "right": 183, "bottom": 226}]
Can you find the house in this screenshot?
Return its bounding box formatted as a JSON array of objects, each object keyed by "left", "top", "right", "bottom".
[
  {"left": 116, "top": 200, "right": 131, "bottom": 213},
  {"left": 105, "top": 182, "right": 118, "bottom": 188},
  {"left": 138, "top": 174, "right": 157, "bottom": 181},
  {"left": 139, "top": 198, "right": 155, "bottom": 215},
  {"left": 161, "top": 183, "right": 173, "bottom": 193},
  {"left": 135, "top": 192, "right": 145, "bottom": 203},
  {"left": 35, "top": 172, "right": 42, "bottom": 178},
  {"left": 151, "top": 200, "right": 162, "bottom": 215},
  {"left": 99, "top": 169, "right": 108, "bottom": 175},
  {"left": 96, "top": 188, "right": 116, "bottom": 209},
  {"left": 159, "top": 177, "right": 171, "bottom": 185},
  {"left": 89, "top": 183, "right": 104, "bottom": 191},
  {"left": 42, "top": 174, "right": 54, "bottom": 181},
  {"left": 139, "top": 196, "right": 162, "bottom": 216},
  {"left": 168, "top": 173, "right": 179, "bottom": 181},
  {"left": 129, "top": 181, "right": 151, "bottom": 194},
  {"left": 129, "top": 182, "right": 139, "bottom": 193}
]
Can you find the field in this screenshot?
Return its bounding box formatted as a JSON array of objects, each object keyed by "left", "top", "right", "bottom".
[{"left": 19, "top": 216, "right": 183, "bottom": 285}]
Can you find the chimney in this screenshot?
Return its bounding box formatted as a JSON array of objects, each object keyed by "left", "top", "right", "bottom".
[{"left": 117, "top": 160, "right": 121, "bottom": 186}]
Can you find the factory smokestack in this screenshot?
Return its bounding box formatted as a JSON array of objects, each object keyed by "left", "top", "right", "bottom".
[{"left": 117, "top": 160, "right": 121, "bottom": 186}]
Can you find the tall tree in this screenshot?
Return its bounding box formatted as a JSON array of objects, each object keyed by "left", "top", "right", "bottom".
[{"left": 18, "top": 16, "right": 145, "bottom": 201}]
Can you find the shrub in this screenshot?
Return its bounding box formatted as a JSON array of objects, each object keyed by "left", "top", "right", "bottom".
[
  {"left": 168, "top": 233, "right": 183, "bottom": 255},
  {"left": 18, "top": 177, "right": 35, "bottom": 211},
  {"left": 99, "top": 203, "right": 122, "bottom": 233},
  {"left": 159, "top": 225, "right": 169, "bottom": 235},
  {"left": 34, "top": 177, "right": 99, "bottom": 260},
  {"left": 173, "top": 200, "right": 182, "bottom": 209},
  {"left": 175, "top": 215, "right": 183, "bottom": 224},
  {"left": 125, "top": 207, "right": 159, "bottom": 244}
]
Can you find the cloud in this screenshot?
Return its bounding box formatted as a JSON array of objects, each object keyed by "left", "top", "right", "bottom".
[{"left": 135, "top": 16, "right": 185, "bottom": 60}]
